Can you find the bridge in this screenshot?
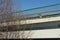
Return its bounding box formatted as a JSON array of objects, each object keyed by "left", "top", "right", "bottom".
[
  {"left": 0, "top": 14, "right": 60, "bottom": 26},
  {"left": 0, "top": 3, "right": 60, "bottom": 39},
  {"left": 0, "top": 3, "right": 60, "bottom": 31}
]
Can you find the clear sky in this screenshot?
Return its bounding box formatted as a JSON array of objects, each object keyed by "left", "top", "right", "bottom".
[
  {"left": 14, "top": 0, "right": 60, "bottom": 10},
  {"left": 13, "top": 0, "right": 60, "bottom": 15}
]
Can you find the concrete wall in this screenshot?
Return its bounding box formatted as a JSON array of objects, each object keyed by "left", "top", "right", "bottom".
[
  {"left": 0, "top": 16, "right": 60, "bottom": 26},
  {"left": 0, "top": 28, "right": 60, "bottom": 39}
]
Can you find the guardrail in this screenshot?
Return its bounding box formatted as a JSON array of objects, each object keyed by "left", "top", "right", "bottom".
[{"left": 0, "top": 3, "right": 60, "bottom": 23}]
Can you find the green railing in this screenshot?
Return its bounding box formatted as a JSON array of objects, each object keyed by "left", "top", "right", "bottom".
[{"left": 0, "top": 3, "right": 60, "bottom": 23}]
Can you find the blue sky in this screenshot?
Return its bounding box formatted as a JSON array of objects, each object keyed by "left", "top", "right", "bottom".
[
  {"left": 14, "top": 0, "right": 60, "bottom": 11},
  {"left": 13, "top": 0, "right": 60, "bottom": 15}
]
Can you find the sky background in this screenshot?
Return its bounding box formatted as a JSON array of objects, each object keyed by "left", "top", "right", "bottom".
[
  {"left": 14, "top": 0, "right": 60, "bottom": 10},
  {"left": 13, "top": 0, "right": 60, "bottom": 15}
]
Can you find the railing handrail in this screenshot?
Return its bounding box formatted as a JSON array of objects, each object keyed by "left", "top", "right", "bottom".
[{"left": 15, "top": 3, "right": 60, "bottom": 13}]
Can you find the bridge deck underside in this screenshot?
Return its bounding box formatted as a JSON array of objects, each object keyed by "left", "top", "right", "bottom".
[{"left": 0, "top": 21, "right": 60, "bottom": 32}]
